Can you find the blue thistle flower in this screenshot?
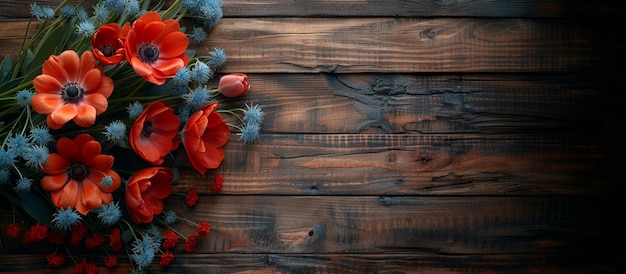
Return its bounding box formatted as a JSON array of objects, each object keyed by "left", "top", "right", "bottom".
[
  {"left": 52, "top": 207, "right": 82, "bottom": 231},
  {"left": 191, "top": 27, "right": 207, "bottom": 42},
  {"left": 238, "top": 123, "right": 261, "bottom": 144},
  {"left": 23, "top": 145, "right": 49, "bottom": 169},
  {"left": 127, "top": 101, "right": 144, "bottom": 119},
  {"left": 94, "top": 4, "right": 111, "bottom": 23},
  {"left": 172, "top": 67, "right": 192, "bottom": 85},
  {"left": 198, "top": 1, "right": 223, "bottom": 28},
  {"left": 191, "top": 61, "right": 212, "bottom": 83},
  {"left": 131, "top": 234, "right": 158, "bottom": 269},
  {"left": 75, "top": 7, "right": 89, "bottom": 21},
  {"left": 0, "top": 148, "right": 16, "bottom": 170},
  {"left": 103, "top": 120, "right": 127, "bottom": 145},
  {"left": 127, "top": 0, "right": 140, "bottom": 15},
  {"left": 183, "top": 86, "right": 212, "bottom": 108},
  {"left": 162, "top": 210, "right": 178, "bottom": 225},
  {"left": 30, "top": 3, "right": 54, "bottom": 21},
  {"left": 7, "top": 133, "right": 29, "bottom": 158},
  {"left": 171, "top": 83, "right": 189, "bottom": 95},
  {"left": 104, "top": 0, "right": 126, "bottom": 14},
  {"left": 242, "top": 103, "right": 264, "bottom": 126},
  {"left": 177, "top": 104, "right": 194, "bottom": 124},
  {"left": 208, "top": 47, "right": 227, "bottom": 70},
  {"left": 29, "top": 125, "right": 53, "bottom": 145},
  {"left": 16, "top": 89, "right": 34, "bottom": 107},
  {"left": 96, "top": 201, "right": 121, "bottom": 225},
  {"left": 60, "top": 5, "right": 75, "bottom": 17},
  {"left": 76, "top": 20, "right": 96, "bottom": 37},
  {"left": 99, "top": 176, "right": 114, "bottom": 188},
  {"left": 15, "top": 177, "right": 33, "bottom": 192}
]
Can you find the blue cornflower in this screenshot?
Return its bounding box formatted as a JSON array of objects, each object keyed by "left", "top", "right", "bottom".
[
  {"left": 191, "top": 27, "right": 207, "bottom": 42},
  {"left": 127, "top": 101, "right": 144, "bottom": 119},
  {"left": 171, "top": 83, "right": 189, "bottom": 95},
  {"left": 29, "top": 125, "right": 53, "bottom": 145},
  {"left": 208, "top": 47, "right": 227, "bottom": 70},
  {"left": 177, "top": 104, "right": 194, "bottom": 124},
  {"left": 7, "top": 133, "right": 29, "bottom": 158},
  {"left": 16, "top": 89, "right": 34, "bottom": 107},
  {"left": 242, "top": 103, "right": 264, "bottom": 126},
  {"left": 0, "top": 169, "right": 10, "bottom": 185},
  {"left": 23, "top": 145, "right": 49, "bottom": 169},
  {"left": 15, "top": 177, "right": 33, "bottom": 192},
  {"left": 190, "top": 61, "right": 212, "bottom": 83},
  {"left": 172, "top": 67, "right": 192, "bottom": 85},
  {"left": 75, "top": 7, "right": 89, "bottom": 21},
  {"left": 0, "top": 148, "right": 16, "bottom": 170},
  {"left": 96, "top": 201, "right": 122, "bottom": 225},
  {"left": 162, "top": 210, "right": 178, "bottom": 225},
  {"left": 94, "top": 4, "right": 111, "bottom": 23},
  {"left": 60, "top": 5, "right": 75, "bottom": 17},
  {"left": 76, "top": 20, "right": 96, "bottom": 37},
  {"left": 183, "top": 86, "right": 212, "bottom": 108},
  {"left": 52, "top": 207, "right": 82, "bottom": 231},
  {"left": 238, "top": 123, "right": 261, "bottom": 144},
  {"left": 103, "top": 120, "right": 127, "bottom": 145}
]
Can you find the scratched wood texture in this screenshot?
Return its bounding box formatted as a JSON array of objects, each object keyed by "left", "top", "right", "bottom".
[{"left": 1, "top": 0, "right": 626, "bottom": 273}]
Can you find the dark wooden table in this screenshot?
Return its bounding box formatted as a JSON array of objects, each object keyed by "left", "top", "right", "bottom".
[{"left": 1, "top": 1, "right": 625, "bottom": 273}]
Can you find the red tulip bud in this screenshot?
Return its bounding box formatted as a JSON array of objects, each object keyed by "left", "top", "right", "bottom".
[{"left": 218, "top": 73, "right": 250, "bottom": 97}]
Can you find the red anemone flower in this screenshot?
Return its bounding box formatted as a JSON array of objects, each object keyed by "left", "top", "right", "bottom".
[
  {"left": 129, "top": 102, "right": 180, "bottom": 165},
  {"left": 39, "top": 134, "right": 121, "bottom": 215},
  {"left": 125, "top": 11, "right": 189, "bottom": 85},
  {"left": 125, "top": 167, "right": 173, "bottom": 224},
  {"left": 91, "top": 23, "right": 129, "bottom": 65},
  {"left": 31, "top": 50, "right": 114, "bottom": 129},
  {"left": 181, "top": 102, "right": 230, "bottom": 174}
]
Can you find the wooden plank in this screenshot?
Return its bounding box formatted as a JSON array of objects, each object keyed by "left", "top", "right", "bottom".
[
  {"left": 218, "top": 74, "right": 617, "bottom": 134},
  {"left": 0, "top": 253, "right": 622, "bottom": 273},
  {"left": 1, "top": 0, "right": 624, "bottom": 18},
  {"left": 1, "top": 18, "right": 624, "bottom": 73},
  {"left": 1, "top": 196, "right": 615, "bottom": 254}
]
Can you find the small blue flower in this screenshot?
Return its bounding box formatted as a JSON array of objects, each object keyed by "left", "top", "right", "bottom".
[
  {"left": 190, "top": 61, "right": 212, "bottom": 83},
  {"left": 75, "top": 7, "right": 89, "bottom": 21},
  {"left": 52, "top": 207, "right": 82, "bottom": 231},
  {"left": 15, "top": 177, "right": 33, "bottom": 192},
  {"left": 23, "top": 145, "right": 49, "bottom": 169},
  {"left": 242, "top": 103, "right": 264, "bottom": 126},
  {"left": 103, "top": 120, "right": 127, "bottom": 145},
  {"left": 127, "top": 101, "right": 144, "bottom": 119},
  {"left": 29, "top": 125, "right": 53, "bottom": 145},
  {"left": 96, "top": 201, "right": 122, "bottom": 226},
  {"left": 30, "top": 3, "right": 54, "bottom": 21},
  {"left": 131, "top": 234, "right": 158, "bottom": 269},
  {"left": 177, "top": 104, "right": 194, "bottom": 124},
  {"left": 94, "top": 4, "right": 111, "bottom": 23},
  {"left": 16, "top": 89, "right": 34, "bottom": 107},
  {"left": 127, "top": 0, "right": 140, "bottom": 15},
  {"left": 76, "top": 20, "right": 96, "bottom": 37},
  {"left": 208, "top": 47, "right": 227, "bottom": 70},
  {"left": 104, "top": 0, "right": 126, "bottom": 14},
  {"left": 191, "top": 27, "right": 207, "bottom": 42},
  {"left": 60, "top": 5, "right": 75, "bottom": 18},
  {"left": 99, "top": 176, "right": 114, "bottom": 188},
  {"left": 197, "top": 1, "right": 223, "bottom": 28},
  {"left": 162, "top": 210, "right": 178, "bottom": 225},
  {"left": 0, "top": 148, "right": 16, "bottom": 170},
  {"left": 183, "top": 86, "right": 212, "bottom": 108},
  {"left": 7, "top": 133, "right": 30, "bottom": 158},
  {"left": 173, "top": 67, "right": 192, "bottom": 85},
  {"left": 238, "top": 123, "right": 261, "bottom": 144}
]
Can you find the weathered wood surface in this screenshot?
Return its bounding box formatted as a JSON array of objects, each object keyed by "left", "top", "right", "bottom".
[{"left": 1, "top": 0, "right": 625, "bottom": 273}]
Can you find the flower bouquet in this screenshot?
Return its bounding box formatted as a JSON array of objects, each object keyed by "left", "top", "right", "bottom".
[{"left": 0, "top": 0, "right": 262, "bottom": 272}]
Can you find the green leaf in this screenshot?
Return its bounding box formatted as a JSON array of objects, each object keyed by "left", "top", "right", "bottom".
[
  {"left": 16, "top": 190, "right": 55, "bottom": 228},
  {"left": 1, "top": 55, "right": 12, "bottom": 82}
]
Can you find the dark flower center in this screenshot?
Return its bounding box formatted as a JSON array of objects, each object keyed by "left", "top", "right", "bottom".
[
  {"left": 67, "top": 162, "right": 89, "bottom": 181},
  {"left": 100, "top": 44, "right": 115, "bottom": 57},
  {"left": 62, "top": 83, "right": 84, "bottom": 102},
  {"left": 142, "top": 121, "right": 154, "bottom": 137},
  {"left": 138, "top": 44, "right": 159, "bottom": 64}
]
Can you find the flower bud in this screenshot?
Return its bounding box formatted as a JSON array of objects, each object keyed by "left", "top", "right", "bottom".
[{"left": 218, "top": 73, "right": 250, "bottom": 97}]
